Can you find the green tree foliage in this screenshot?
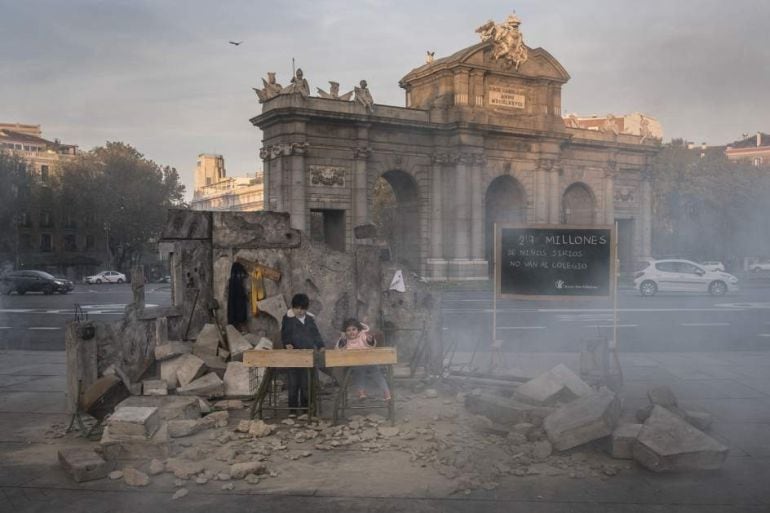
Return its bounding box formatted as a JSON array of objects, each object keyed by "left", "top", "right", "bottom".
[
  {"left": 651, "top": 140, "right": 770, "bottom": 265},
  {"left": 0, "top": 151, "right": 32, "bottom": 261},
  {"left": 58, "top": 142, "right": 186, "bottom": 270}
]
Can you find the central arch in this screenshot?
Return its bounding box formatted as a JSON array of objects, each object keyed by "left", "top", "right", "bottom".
[
  {"left": 374, "top": 170, "right": 421, "bottom": 270},
  {"left": 485, "top": 175, "right": 527, "bottom": 269}
]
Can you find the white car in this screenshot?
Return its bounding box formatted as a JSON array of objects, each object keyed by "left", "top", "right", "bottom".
[
  {"left": 634, "top": 259, "right": 739, "bottom": 297},
  {"left": 701, "top": 261, "right": 725, "bottom": 272},
  {"left": 85, "top": 270, "right": 126, "bottom": 284},
  {"left": 750, "top": 260, "right": 770, "bottom": 272}
]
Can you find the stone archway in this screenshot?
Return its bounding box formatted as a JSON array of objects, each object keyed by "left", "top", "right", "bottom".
[
  {"left": 562, "top": 183, "right": 596, "bottom": 225},
  {"left": 373, "top": 170, "right": 421, "bottom": 270},
  {"left": 485, "top": 175, "right": 527, "bottom": 267}
]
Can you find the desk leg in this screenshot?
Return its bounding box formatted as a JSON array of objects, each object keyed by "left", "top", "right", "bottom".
[
  {"left": 333, "top": 368, "right": 352, "bottom": 425},
  {"left": 251, "top": 367, "right": 273, "bottom": 420},
  {"left": 307, "top": 368, "right": 314, "bottom": 421},
  {"left": 387, "top": 365, "right": 395, "bottom": 425}
]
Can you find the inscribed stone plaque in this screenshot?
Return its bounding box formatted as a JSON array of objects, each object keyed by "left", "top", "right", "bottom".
[
  {"left": 309, "top": 166, "right": 346, "bottom": 187},
  {"left": 488, "top": 85, "right": 526, "bottom": 109}
]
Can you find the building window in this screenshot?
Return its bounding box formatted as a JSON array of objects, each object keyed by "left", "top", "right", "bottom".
[
  {"left": 62, "top": 212, "right": 76, "bottom": 229},
  {"left": 17, "top": 212, "right": 30, "bottom": 227},
  {"left": 40, "top": 233, "right": 53, "bottom": 252},
  {"left": 40, "top": 165, "right": 49, "bottom": 182},
  {"left": 63, "top": 234, "right": 77, "bottom": 252},
  {"left": 86, "top": 234, "right": 95, "bottom": 249},
  {"left": 40, "top": 211, "right": 53, "bottom": 227}
]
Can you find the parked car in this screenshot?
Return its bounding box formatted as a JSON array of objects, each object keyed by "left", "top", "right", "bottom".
[
  {"left": 633, "top": 259, "right": 739, "bottom": 297},
  {"left": 750, "top": 260, "right": 770, "bottom": 272},
  {"left": 701, "top": 261, "right": 725, "bottom": 272},
  {"left": 0, "top": 270, "right": 74, "bottom": 295},
  {"left": 85, "top": 270, "right": 126, "bottom": 284}
]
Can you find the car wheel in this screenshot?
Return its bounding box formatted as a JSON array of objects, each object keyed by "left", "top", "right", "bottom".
[
  {"left": 752, "top": 267, "right": 761, "bottom": 272},
  {"left": 639, "top": 280, "right": 658, "bottom": 297},
  {"left": 117, "top": 278, "right": 124, "bottom": 284},
  {"left": 95, "top": 279, "right": 102, "bottom": 284},
  {"left": 17, "top": 289, "right": 26, "bottom": 295},
  {"left": 709, "top": 280, "right": 727, "bottom": 296}
]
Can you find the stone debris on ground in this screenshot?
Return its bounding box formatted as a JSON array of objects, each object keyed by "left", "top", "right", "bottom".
[
  {"left": 57, "top": 448, "right": 112, "bottom": 483},
  {"left": 123, "top": 466, "right": 150, "bottom": 486},
  {"left": 177, "top": 372, "right": 224, "bottom": 398},
  {"left": 513, "top": 364, "right": 593, "bottom": 405},
  {"left": 107, "top": 406, "right": 161, "bottom": 439}
]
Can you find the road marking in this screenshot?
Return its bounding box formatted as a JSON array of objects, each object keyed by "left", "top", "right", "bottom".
[
  {"left": 0, "top": 327, "right": 11, "bottom": 329},
  {"left": 443, "top": 307, "right": 745, "bottom": 314},
  {"left": 583, "top": 324, "right": 638, "bottom": 328},
  {"left": 28, "top": 327, "right": 61, "bottom": 331},
  {"left": 681, "top": 322, "right": 730, "bottom": 327},
  {"left": 496, "top": 326, "right": 546, "bottom": 330},
  {"left": 757, "top": 334, "right": 770, "bottom": 337}
]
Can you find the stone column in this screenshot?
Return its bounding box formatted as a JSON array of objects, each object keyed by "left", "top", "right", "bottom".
[
  {"left": 352, "top": 147, "right": 371, "bottom": 229},
  {"left": 470, "top": 154, "right": 486, "bottom": 260},
  {"left": 288, "top": 142, "right": 309, "bottom": 232},
  {"left": 427, "top": 153, "right": 448, "bottom": 280},
  {"left": 453, "top": 153, "right": 471, "bottom": 260},
  {"left": 548, "top": 166, "right": 561, "bottom": 224},
  {"left": 535, "top": 158, "right": 554, "bottom": 223},
  {"left": 640, "top": 169, "right": 652, "bottom": 257},
  {"left": 453, "top": 69, "right": 470, "bottom": 106},
  {"left": 470, "top": 70, "right": 485, "bottom": 107},
  {"left": 604, "top": 162, "right": 616, "bottom": 225}
]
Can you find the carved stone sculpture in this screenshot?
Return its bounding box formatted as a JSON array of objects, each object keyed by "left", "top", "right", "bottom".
[
  {"left": 253, "top": 72, "right": 283, "bottom": 103},
  {"left": 476, "top": 14, "right": 528, "bottom": 71},
  {"left": 354, "top": 80, "right": 374, "bottom": 112},
  {"left": 317, "top": 81, "right": 353, "bottom": 101},
  {"left": 280, "top": 68, "right": 310, "bottom": 97}
]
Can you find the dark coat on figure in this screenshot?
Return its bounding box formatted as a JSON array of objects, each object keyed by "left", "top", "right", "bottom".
[{"left": 280, "top": 314, "right": 325, "bottom": 350}]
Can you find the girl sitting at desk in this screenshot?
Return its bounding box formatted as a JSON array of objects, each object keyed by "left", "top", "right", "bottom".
[{"left": 336, "top": 318, "right": 391, "bottom": 401}]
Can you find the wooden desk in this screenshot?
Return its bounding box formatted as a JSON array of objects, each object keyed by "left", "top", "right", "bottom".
[
  {"left": 242, "top": 349, "right": 318, "bottom": 420},
  {"left": 322, "top": 347, "right": 398, "bottom": 425}
]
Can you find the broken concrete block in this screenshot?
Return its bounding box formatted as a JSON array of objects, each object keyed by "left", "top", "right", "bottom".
[
  {"left": 543, "top": 388, "right": 621, "bottom": 451},
  {"left": 142, "top": 379, "right": 168, "bottom": 396},
  {"left": 230, "top": 461, "right": 267, "bottom": 479},
  {"left": 108, "top": 406, "right": 161, "bottom": 439},
  {"left": 198, "top": 353, "right": 228, "bottom": 378},
  {"left": 248, "top": 420, "right": 274, "bottom": 438},
  {"left": 256, "top": 295, "right": 288, "bottom": 322},
  {"left": 118, "top": 396, "right": 201, "bottom": 421},
  {"left": 58, "top": 448, "right": 112, "bottom": 482},
  {"left": 514, "top": 364, "right": 594, "bottom": 405},
  {"left": 154, "top": 341, "right": 192, "bottom": 362},
  {"left": 684, "top": 409, "right": 713, "bottom": 431},
  {"left": 647, "top": 385, "right": 678, "bottom": 409},
  {"left": 160, "top": 355, "right": 186, "bottom": 389},
  {"left": 214, "top": 399, "right": 245, "bottom": 410},
  {"left": 155, "top": 316, "right": 168, "bottom": 344},
  {"left": 218, "top": 348, "right": 230, "bottom": 360},
  {"left": 166, "top": 458, "right": 204, "bottom": 479},
  {"left": 176, "top": 354, "right": 206, "bottom": 387},
  {"left": 123, "top": 466, "right": 150, "bottom": 487},
  {"left": 464, "top": 392, "right": 554, "bottom": 426},
  {"left": 225, "top": 325, "right": 253, "bottom": 361},
  {"left": 634, "top": 406, "right": 728, "bottom": 472},
  {"left": 177, "top": 372, "right": 224, "bottom": 398},
  {"left": 193, "top": 323, "right": 221, "bottom": 356},
  {"left": 255, "top": 337, "right": 274, "bottom": 350},
  {"left": 610, "top": 423, "right": 643, "bottom": 459},
  {"left": 636, "top": 404, "right": 654, "bottom": 423},
  {"left": 200, "top": 410, "right": 229, "bottom": 429},
  {"left": 223, "top": 362, "right": 256, "bottom": 397},
  {"left": 100, "top": 423, "right": 169, "bottom": 461},
  {"left": 168, "top": 419, "right": 204, "bottom": 438}
]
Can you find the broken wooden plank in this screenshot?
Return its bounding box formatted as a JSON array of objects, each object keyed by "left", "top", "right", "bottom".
[
  {"left": 323, "top": 348, "right": 397, "bottom": 368},
  {"left": 242, "top": 349, "right": 314, "bottom": 368},
  {"left": 235, "top": 258, "right": 282, "bottom": 282}
]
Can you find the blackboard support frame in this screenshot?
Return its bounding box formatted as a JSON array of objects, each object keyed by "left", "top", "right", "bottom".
[{"left": 494, "top": 223, "right": 617, "bottom": 301}]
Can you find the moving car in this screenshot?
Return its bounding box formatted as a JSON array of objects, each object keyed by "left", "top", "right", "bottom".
[
  {"left": 634, "top": 259, "right": 739, "bottom": 297},
  {"left": 701, "top": 261, "right": 725, "bottom": 272},
  {"left": 0, "top": 270, "right": 74, "bottom": 295},
  {"left": 750, "top": 260, "right": 770, "bottom": 272},
  {"left": 85, "top": 270, "right": 126, "bottom": 284}
]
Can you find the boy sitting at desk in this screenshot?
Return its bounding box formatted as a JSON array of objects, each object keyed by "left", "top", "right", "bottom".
[{"left": 280, "top": 293, "right": 325, "bottom": 413}]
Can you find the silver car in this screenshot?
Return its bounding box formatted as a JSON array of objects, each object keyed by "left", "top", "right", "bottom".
[{"left": 634, "top": 259, "right": 739, "bottom": 297}]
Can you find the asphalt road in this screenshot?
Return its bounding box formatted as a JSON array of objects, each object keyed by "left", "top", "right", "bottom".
[
  {"left": 2, "top": 281, "right": 769, "bottom": 353},
  {"left": 0, "top": 283, "right": 172, "bottom": 350},
  {"left": 442, "top": 284, "right": 770, "bottom": 353}
]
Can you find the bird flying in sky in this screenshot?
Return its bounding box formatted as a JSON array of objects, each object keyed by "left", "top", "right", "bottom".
[{"left": 229, "top": 41, "right": 243, "bottom": 46}]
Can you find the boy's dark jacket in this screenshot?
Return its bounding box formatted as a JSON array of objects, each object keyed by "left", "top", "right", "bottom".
[{"left": 281, "top": 314, "right": 325, "bottom": 349}]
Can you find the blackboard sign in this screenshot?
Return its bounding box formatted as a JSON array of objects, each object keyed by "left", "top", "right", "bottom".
[{"left": 496, "top": 225, "right": 615, "bottom": 299}]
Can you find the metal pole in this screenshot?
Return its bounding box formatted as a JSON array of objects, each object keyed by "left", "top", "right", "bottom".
[
  {"left": 610, "top": 221, "right": 618, "bottom": 350},
  {"left": 492, "top": 222, "right": 498, "bottom": 349}
]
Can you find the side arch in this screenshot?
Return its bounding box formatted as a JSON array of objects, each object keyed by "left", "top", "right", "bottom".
[
  {"left": 485, "top": 175, "right": 527, "bottom": 268},
  {"left": 561, "top": 182, "right": 596, "bottom": 225},
  {"left": 374, "top": 169, "right": 421, "bottom": 270}
]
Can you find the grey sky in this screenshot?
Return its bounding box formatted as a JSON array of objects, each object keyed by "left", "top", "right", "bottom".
[{"left": 2, "top": 0, "right": 769, "bottom": 199}]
